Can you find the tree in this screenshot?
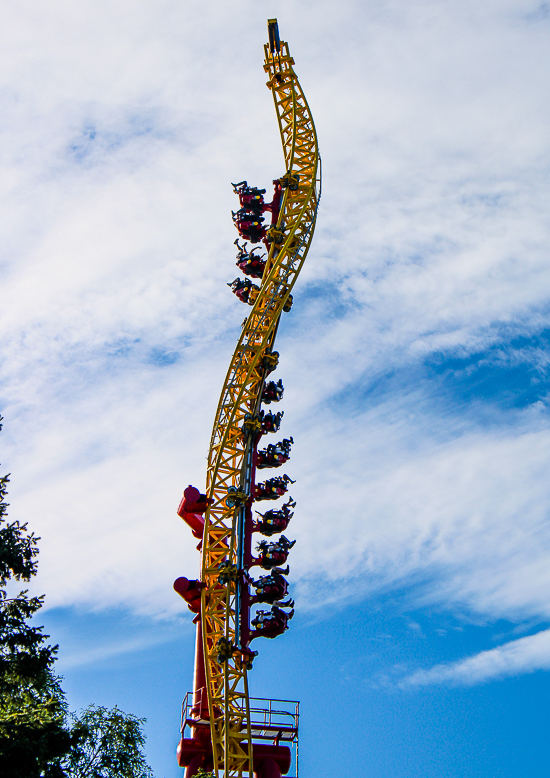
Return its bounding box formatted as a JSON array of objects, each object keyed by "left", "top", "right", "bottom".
[
  {"left": 61, "top": 705, "right": 154, "bottom": 778},
  {"left": 0, "top": 417, "right": 73, "bottom": 777},
  {"left": 0, "top": 417, "right": 156, "bottom": 777}
]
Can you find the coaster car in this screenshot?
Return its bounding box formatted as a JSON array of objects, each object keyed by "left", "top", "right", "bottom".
[
  {"left": 232, "top": 180, "right": 281, "bottom": 219},
  {"left": 232, "top": 208, "right": 266, "bottom": 225},
  {"left": 232, "top": 182, "right": 266, "bottom": 215},
  {"left": 254, "top": 474, "right": 295, "bottom": 501},
  {"left": 259, "top": 410, "right": 284, "bottom": 433},
  {"left": 235, "top": 240, "right": 266, "bottom": 279},
  {"left": 261, "top": 379, "right": 284, "bottom": 404},
  {"left": 255, "top": 535, "right": 296, "bottom": 569},
  {"left": 262, "top": 351, "right": 280, "bottom": 374},
  {"left": 236, "top": 222, "right": 267, "bottom": 244},
  {"left": 256, "top": 437, "right": 293, "bottom": 469},
  {"left": 254, "top": 498, "right": 295, "bottom": 536},
  {"left": 228, "top": 277, "right": 259, "bottom": 304},
  {"left": 232, "top": 180, "right": 267, "bottom": 200},
  {"left": 250, "top": 604, "right": 294, "bottom": 640},
  {"left": 250, "top": 569, "right": 289, "bottom": 604}
]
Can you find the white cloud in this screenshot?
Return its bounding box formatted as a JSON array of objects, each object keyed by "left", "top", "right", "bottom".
[
  {"left": 288, "top": 395, "right": 550, "bottom": 621},
  {"left": 401, "top": 628, "right": 550, "bottom": 687},
  {"left": 58, "top": 631, "right": 177, "bottom": 671},
  {"left": 1, "top": 0, "right": 550, "bottom": 665}
]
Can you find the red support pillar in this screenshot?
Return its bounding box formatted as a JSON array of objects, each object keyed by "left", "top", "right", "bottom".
[
  {"left": 254, "top": 757, "right": 282, "bottom": 778},
  {"left": 192, "top": 618, "right": 209, "bottom": 720},
  {"left": 184, "top": 753, "right": 205, "bottom": 778}
]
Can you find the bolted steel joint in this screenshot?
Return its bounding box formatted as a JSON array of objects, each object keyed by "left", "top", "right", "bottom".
[
  {"left": 225, "top": 486, "right": 249, "bottom": 508},
  {"left": 241, "top": 413, "right": 263, "bottom": 438},
  {"left": 266, "top": 226, "right": 285, "bottom": 244},
  {"left": 217, "top": 561, "right": 239, "bottom": 585},
  {"left": 216, "top": 636, "right": 234, "bottom": 663},
  {"left": 279, "top": 171, "right": 300, "bottom": 191},
  {"left": 262, "top": 350, "right": 280, "bottom": 373}
]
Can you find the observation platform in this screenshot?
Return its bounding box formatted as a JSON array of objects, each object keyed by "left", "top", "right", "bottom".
[{"left": 181, "top": 692, "right": 300, "bottom": 776}]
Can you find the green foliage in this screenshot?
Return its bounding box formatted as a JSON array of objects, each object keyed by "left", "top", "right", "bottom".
[
  {"left": 194, "top": 770, "right": 215, "bottom": 778},
  {"left": 0, "top": 417, "right": 73, "bottom": 776},
  {"left": 0, "top": 418, "right": 155, "bottom": 777},
  {"left": 61, "top": 705, "right": 154, "bottom": 778}
]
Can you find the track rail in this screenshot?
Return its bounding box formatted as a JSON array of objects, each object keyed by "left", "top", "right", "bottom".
[{"left": 200, "top": 22, "right": 320, "bottom": 777}]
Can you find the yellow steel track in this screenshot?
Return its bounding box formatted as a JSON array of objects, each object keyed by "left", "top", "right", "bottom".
[{"left": 200, "top": 22, "right": 320, "bottom": 777}]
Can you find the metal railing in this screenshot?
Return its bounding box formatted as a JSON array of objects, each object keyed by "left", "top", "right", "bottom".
[
  {"left": 181, "top": 692, "right": 299, "bottom": 776},
  {"left": 248, "top": 697, "right": 299, "bottom": 743}
]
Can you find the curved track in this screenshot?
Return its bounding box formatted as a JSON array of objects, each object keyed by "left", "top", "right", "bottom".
[{"left": 200, "top": 22, "right": 320, "bottom": 777}]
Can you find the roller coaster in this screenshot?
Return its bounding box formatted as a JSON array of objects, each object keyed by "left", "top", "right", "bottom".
[{"left": 174, "top": 20, "right": 320, "bottom": 778}]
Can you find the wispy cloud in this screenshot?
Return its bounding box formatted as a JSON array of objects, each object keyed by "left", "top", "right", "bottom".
[
  {"left": 1, "top": 0, "right": 550, "bottom": 684},
  {"left": 58, "top": 631, "right": 177, "bottom": 670},
  {"left": 401, "top": 628, "right": 550, "bottom": 687}
]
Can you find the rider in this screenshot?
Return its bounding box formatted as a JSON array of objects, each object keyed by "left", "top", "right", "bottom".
[
  {"left": 254, "top": 498, "right": 295, "bottom": 535},
  {"left": 232, "top": 181, "right": 267, "bottom": 213},
  {"left": 261, "top": 378, "right": 284, "bottom": 404},
  {"left": 227, "top": 277, "right": 252, "bottom": 304},
  {"left": 260, "top": 410, "right": 284, "bottom": 433},
  {"left": 255, "top": 535, "right": 296, "bottom": 568},
  {"left": 254, "top": 474, "right": 295, "bottom": 501},
  {"left": 250, "top": 569, "right": 290, "bottom": 604},
  {"left": 238, "top": 223, "right": 267, "bottom": 244},
  {"left": 232, "top": 180, "right": 281, "bottom": 220},
  {"left": 235, "top": 239, "right": 266, "bottom": 279},
  {"left": 250, "top": 604, "right": 294, "bottom": 640},
  {"left": 232, "top": 208, "right": 265, "bottom": 225},
  {"left": 256, "top": 437, "right": 293, "bottom": 469}
]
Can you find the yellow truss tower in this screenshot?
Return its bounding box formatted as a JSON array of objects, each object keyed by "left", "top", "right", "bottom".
[{"left": 199, "top": 19, "right": 321, "bottom": 777}]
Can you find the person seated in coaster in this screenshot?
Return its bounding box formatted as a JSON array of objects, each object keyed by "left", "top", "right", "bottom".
[
  {"left": 259, "top": 410, "right": 284, "bottom": 433},
  {"left": 253, "top": 497, "right": 295, "bottom": 535},
  {"left": 235, "top": 240, "right": 266, "bottom": 279},
  {"left": 256, "top": 438, "right": 293, "bottom": 469},
  {"left": 238, "top": 223, "right": 267, "bottom": 244},
  {"left": 232, "top": 181, "right": 266, "bottom": 197},
  {"left": 238, "top": 191, "right": 265, "bottom": 215},
  {"left": 227, "top": 277, "right": 257, "bottom": 304},
  {"left": 250, "top": 604, "right": 294, "bottom": 640},
  {"left": 232, "top": 208, "right": 265, "bottom": 225},
  {"left": 232, "top": 181, "right": 267, "bottom": 211},
  {"left": 261, "top": 379, "right": 284, "bottom": 404},
  {"left": 254, "top": 474, "right": 295, "bottom": 501},
  {"left": 255, "top": 535, "right": 296, "bottom": 568},
  {"left": 250, "top": 569, "right": 289, "bottom": 604}
]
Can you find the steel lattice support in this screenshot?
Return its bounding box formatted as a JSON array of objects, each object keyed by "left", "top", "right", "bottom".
[{"left": 188, "top": 20, "right": 321, "bottom": 778}]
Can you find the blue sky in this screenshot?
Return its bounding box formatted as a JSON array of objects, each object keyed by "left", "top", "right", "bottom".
[{"left": 2, "top": 1, "right": 550, "bottom": 776}]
